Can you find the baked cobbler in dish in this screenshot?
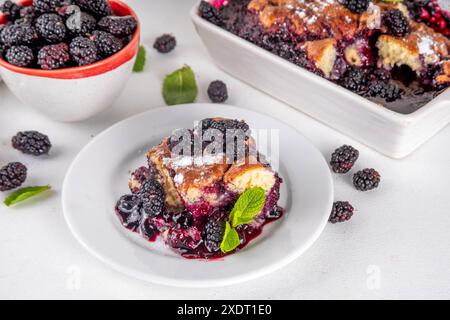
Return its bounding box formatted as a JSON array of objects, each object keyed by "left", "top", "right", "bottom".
[
  {"left": 115, "top": 118, "right": 284, "bottom": 259},
  {"left": 198, "top": 0, "right": 450, "bottom": 114}
]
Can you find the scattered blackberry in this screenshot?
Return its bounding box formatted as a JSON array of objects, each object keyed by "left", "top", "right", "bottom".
[
  {"left": 330, "top": 145, "right": 359, "bottom": 174},
  {"left": 5, "top": 46, "right": 34, "bottom": 67},
  {"left": 37, "top": 43, "right": 70, "bottom": 69},
  {"left": 12, "top": 131, "right": 52, "bottom": 156},
  {"left": 198, "top": 0, "right": 224, "bottom": 26},
  {"left": 353, "top": 168, "right": 381, "bottom": 191},
  {"left": 97, "top": 15, "right": 137, "bottom": 37},
  {"left": 383, "top": 9, "right": 410, "bottom": 37},
  {"left": 341, "top": 67, "right": 368, "bottom": 93},
  {"left": 138, "top": 179, "right": 166, "bottom": 217},
  {"left": 207, "top": 80, "right": 228, "bottom": 103},
  {"left": 0, "top": 162, "right": 27, "bottom": 192},
  {"left": 0, "top": 24, "right": 38, "bottom": 46},
  {"left": 153, "top": 34, "right": 176, "bottom": 53},
  {"left": 73, "top": 0, "right": 113, "bottom": 17},
  {"left": 35, "top": 13, "right": 67, "bottom": 43},
  {"left": 329, "top": 201, "right": 355, "bottom": 224},
  {"left": 69, "top": 36, "right": 98, "bottom": 65},
  {"left": 340, "top": 0, "right": 370, "bottom": 14},
  {"left": 66, "top": 11, "right": 96, "bottom": 36},
  {"left": 1, "top": 0, "right": 22, "bottom": 22},
  {"left": 90, "top": 30, "right": 123, "bottom": 57},
  {"left": 115, "top": 194, "right": 142, "bottom": 231},
  {"left": 368, "top": 81, "right": 402, "bottom": 102},
  {"left": 204, "top": 217, "right": 226, "bottom": 252}
]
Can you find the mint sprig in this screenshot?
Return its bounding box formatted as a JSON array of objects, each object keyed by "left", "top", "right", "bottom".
[
  {"left": 133, "top": 46, "right": 146, "bottom": 72},
  {"left": 162, "top": 65, "right": 198, "bottom": 106},
  {"left": 220, "top": 187, "right": 267, "bottom": 253},
  {"left": 4, "top": 185, "right": 51, "bottom": 207}
]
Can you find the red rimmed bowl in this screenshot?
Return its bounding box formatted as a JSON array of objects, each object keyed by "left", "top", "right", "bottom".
[{"left": 0, "top": 0, "right": 140, "bottom": 122}]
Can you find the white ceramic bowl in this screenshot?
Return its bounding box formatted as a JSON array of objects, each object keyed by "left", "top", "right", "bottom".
[
  {"left": 0, "top": 0, "right": 140, "bottom": 122},
  {"left": 191, "top": 3, "right": 450, "bottom": 159}
]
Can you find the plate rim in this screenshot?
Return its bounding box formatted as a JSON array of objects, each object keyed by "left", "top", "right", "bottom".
[{"left": 62, "top": 103, "right": 334, "bottom": 288}]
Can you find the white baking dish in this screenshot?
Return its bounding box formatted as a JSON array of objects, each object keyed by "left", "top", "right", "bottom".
[{"left": 190, "top": 3, "right": 450, "bottom": 158}]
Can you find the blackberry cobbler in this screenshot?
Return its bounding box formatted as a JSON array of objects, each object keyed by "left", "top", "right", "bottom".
[
  {"left": 199, "top": 0, "right": 450, "bottom": 113},
  {"left": 115, "top": 118, "right": 284, "bottom": 259}
]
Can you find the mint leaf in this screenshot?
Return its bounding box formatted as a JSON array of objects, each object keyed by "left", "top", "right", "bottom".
[
  {"left": 162, "top": 65, "right": 198, "bottom": 106},
  {"left": 230, "top": 187, "right": 266, "bottom": 227},
  {"left": 4, "top": 185, "right": 51, "bottom": 207},
  {"left": 133, "top": 46, "right": 146, "bottom": 72},
  {"left": 220, "top": 221, "right": 240, "bottom": 253}
]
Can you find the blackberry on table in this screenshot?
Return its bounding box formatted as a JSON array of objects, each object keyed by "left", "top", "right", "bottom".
[
  {"left": 35, "top": 13, "right": 67, "bottom": 43},
  {"left": 340, "top": 0, "right": 370, "bottom": 14},
  {"left": 90, "top": 30, "right": 123, "bottom": 57},
  {"left": 37, "top": 43, "right": 70, "bottom": 69},
  {"left": 0, "top": 162, "right": 27, "bottom": 192},
  {"left": 368, "top": 81, "right": 402, "bottom": 102},
  {"left": 383, "top": 9, "right": 410, "bottom": 37},
  {"left": 329, "top": 201, "right": 355, "bottom": 224},
  {"left": 12, "top": 131, "right": 52, "bottom": 156},
  {"left": 353, "top": 168, "right": 381, "bottom": 191},
  {"left": 73, "top": 0, "right": 113, "bottom": 17},
  {"left": 69, "top": 36, "right": 98, "bottom": 65},
  {"left": 207, "top": 80, "right": 228, "bottom": 103},
  {"left": 1, "top": 0, "right": 22, "bottom": 22},
  {"left": 66, "top": 11, "right": 96, "bottom": 36},
  {"left": 198, "top": 0, "right": 224, "bottom": 26},
  {"left": 138, "top": 179, "right": 166, "bottom": 217},
  {"left": 115, "top": 194, "right": 142, "bottom": 231},
  {"left": 330, "top": 145, "right": 359, "bottom": 174},
  {"left": 0, "top": 24, "right": 38, "bottom": 46},
  {"left": 97, "top": 15, "right": 138, "bottom": 37},
  {"left": 153, "top": 34, "right": 176, "bottom": 54},
  {"left": 341, "top": 67, "right": 368, "bottom": 93},
  {"left": 204, "top": 217, "right": 226, "bottom": 252},
  {"left": 5, "top": 46, "right": 34, "bottom": 67}
]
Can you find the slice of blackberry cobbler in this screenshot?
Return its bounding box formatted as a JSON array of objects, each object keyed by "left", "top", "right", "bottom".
[
  {"left": 115, "top": 118, "right": 284, "bottom": 259},
  {"left": 198, "top": 0, "right": 450, "bottom": 114}
]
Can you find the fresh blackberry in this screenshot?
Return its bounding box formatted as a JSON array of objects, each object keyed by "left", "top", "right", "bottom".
[
  {"left": 198, "top": 0, "right": 224, "bottom": 26},
  {"left": 383, "top": 9, "right": 410, "bottom": 37},
  {"left": 204, "top": 217, "right": 226, "bottom": 252},
  {"left": 0, "top": 162, "right": 27, "bottom": 192},
  {"left": 5, "top": 46, "right": 34, "bottom": 67},
  {"left": 0, "top": 24, "right": 38, "bottom": 46},
  {"left": 97, "top": 15, "right": 138, "bottom": 37},
  {"left": 372, "top": 69, "right": 391, "bottom": 82},
  {"left": 69, "top": 36, "right": 98, "bottom": 65},
  {"left": 66, "top": 11, "right": 96, "bottom": 36},
  {"left": 35, "top": 13, "right": 67, "bottom": 43},
  {"left": 138, "top": 179, "right": 166, "bottom": 217},
  {"left": 340, "top": 0, "right": 370, "bottom": 14},
  {"left": 207, "top": 80, "right": 228, "bottom": 103},
  {"left": 90, "top": 30, "right": 123, "bottom": 57},
  {"left": 330, "top": 145, "right": 359, "bottom": 174},
  {"left": 73, "top": 0, "right": 112, "bottom": 17},
  {"left": 353, "top": 168, "right": 381, "bottom": 191},
  {"left": 341, "top": 67, "right": 368, "bottom": 93},
  {"left": 12, "top": 131, "right": 52, "bottom": 156},
  {"left": 115, "top": 194, "right": 142, "bottom": 231},
  {"left": 1, "top": 1, "right": 22, "bottom": 22},
  {"left": 153, "top": 34, "right": 176, "bottom": 54},
  {"left": 198, "top": 118, "right": 250, "bottom": 137},
  {"left": 368, "top": 81, "right": 402, "bottom": 102},
  {"left": 37, "top": 43, "right": 70, "bottom": 69},
  {"left": 329, "top": 201, "right": 355, "bottom": 224},
  {"left": 33, "top": 0, "right": 69, "bottom": 14}
]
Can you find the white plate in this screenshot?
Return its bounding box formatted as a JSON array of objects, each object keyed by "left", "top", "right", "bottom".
[{"left": 62, "top": 104, "right": 333, "bottom": 287}]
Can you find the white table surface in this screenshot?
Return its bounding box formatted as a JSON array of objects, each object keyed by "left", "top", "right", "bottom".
[{"left": 1, "top": 0, "right": 449, "bottom": 300}]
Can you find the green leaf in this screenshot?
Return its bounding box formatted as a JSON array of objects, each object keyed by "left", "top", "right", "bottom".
[
  {"left": 4, "top": 185, "right": 51, "bottom": 207},
  {"left": 133, "top": 46, "right": 146, "bottom": 72},
  {"left": 220, "top": 221, "right": 241, "bottom": 253},
  {"left": 230, "top": 187, "right": 266, "bottom": 227},
  {"left": 162, "top": 65, "right": 198, "bottom": 106}
]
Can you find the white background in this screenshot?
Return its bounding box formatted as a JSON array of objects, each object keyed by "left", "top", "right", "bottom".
[{"left": 0, "top": 0, "right": 449, "bottom": 299}]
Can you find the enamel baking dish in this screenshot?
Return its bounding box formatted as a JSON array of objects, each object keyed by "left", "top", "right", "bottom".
[{"left": 190, "top": 3, "right": 450, "bottom": 159}]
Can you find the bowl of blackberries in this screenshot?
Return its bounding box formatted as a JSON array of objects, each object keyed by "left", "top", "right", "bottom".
[{"left": 0, "top": 0, "right": 140, "bottom": 122}]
